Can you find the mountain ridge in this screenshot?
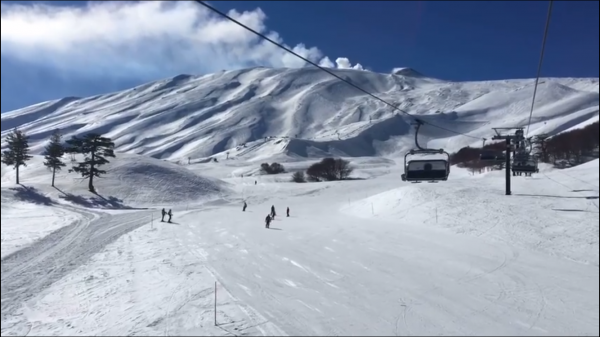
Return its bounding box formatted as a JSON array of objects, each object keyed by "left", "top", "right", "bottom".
[{"left": 1, "top": 67, "right": 598, "bottom": 161}]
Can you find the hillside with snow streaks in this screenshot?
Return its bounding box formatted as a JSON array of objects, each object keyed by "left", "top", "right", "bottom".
[{"left": 1, "top": 67, "right": 598, "bottom": 161}]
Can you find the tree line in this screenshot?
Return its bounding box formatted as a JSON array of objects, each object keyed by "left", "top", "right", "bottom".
[
  {"left": 533, "top": 121, "right": 598, "bottom": 165},
  {"left": 259, "top": 157, "right": 354, "bottom": 183},
  {"left": 1, "top": 128, "right": 115, "bottom": 192},
  {"left": 449, "top": 121, "right": 599, "bottom": 171}
]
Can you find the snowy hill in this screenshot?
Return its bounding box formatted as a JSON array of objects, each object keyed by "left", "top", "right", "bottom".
[
  {"left": 1, "top": 150, "right": 598, "bottom": 335},
  {"left": 1, "top": 153, "right": 230, "bottom": 210},
  {"left": 1, "top": 67, "right": 598, "bottom": 162}
]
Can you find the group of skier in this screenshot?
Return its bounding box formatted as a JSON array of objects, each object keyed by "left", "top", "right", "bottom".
[
  {"left": 159, "top": 202, "right": 289, "bottom": 227},
  {"left": 161, "top": 208, "right": 173, "bottom": 222},
  {"left": 243, "top": 201, "right": 289, "bottom": 228},
  {"left": 265, "top": 204, "right": 289, "bottom": 228}
]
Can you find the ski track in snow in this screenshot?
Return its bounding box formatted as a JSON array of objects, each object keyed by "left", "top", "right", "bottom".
[
  {"left": 1, "top": 205, "right": 151, "bottom": 334},
  {"left": 1, "top": 154, "right": 598, "bottom": 336}
]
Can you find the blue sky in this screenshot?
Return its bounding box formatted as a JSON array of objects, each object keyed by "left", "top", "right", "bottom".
[{"left": 1, "top": 0, "right": 598, "bottom": 113}]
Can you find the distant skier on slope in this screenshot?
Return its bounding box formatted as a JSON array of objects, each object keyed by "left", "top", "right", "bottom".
[
  {"left": 243, "top": 201, "right": 247, "bottom": 212},
  {"left": 271, "top": 205, "right": 276, "bottom": 219},
  {"left": 167, "top": 209, "right": 173, "bottom": 223},
  {"left": 265, "top": 214, "right": 271, "bottom": 228},
  {"left": 286, "top": 207, "right": 290, "bottom": 217},
  {"left": 161, "top": 208, "right": 166, "bottom": 222}
]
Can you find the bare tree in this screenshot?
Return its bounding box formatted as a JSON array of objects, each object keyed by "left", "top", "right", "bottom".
[{"left": 306, "top": 157, "right": 353, "bottom": 181}]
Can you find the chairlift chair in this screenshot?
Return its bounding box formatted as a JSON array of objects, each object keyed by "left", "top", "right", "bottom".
[
  {"left": 401, "top": 120, "right": 451, "bottom": 183},
  {"left": 402, "top": 151, "right": 450, "bottom": 183},
  {"left": 512, "top": 149, "right": 538, "bottom": 174},
  {"left": 512, "top": 159, "right": 538, "bottom": 173}
]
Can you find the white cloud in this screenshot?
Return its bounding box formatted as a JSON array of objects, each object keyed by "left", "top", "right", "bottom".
[
  {"left": 318, "top": 56, "right": 335, "bottom": 68},
  {"left": 0, "top": 1, "right": 365, "bottom": 80},
  {"left": 335, "top": 57, "right": 364, "bottom": 70}
]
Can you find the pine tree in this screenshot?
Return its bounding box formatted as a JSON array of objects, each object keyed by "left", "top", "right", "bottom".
[
  {"left": 43, "top": 129, "right": 66, "bottom": 187},
  {"left": 66, "top": 133, "right": 115, "bottom": 192},
  {"left": 1, "top": 128, "right": 32, "bottom": 184}
]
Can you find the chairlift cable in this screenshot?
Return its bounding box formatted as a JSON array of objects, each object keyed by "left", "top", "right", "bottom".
[
  {"left": 525, "top": 0, "right": 554, "bottom": 137},
  {"left": 193, "top": 0, "right": 480, "bottom": 140}
]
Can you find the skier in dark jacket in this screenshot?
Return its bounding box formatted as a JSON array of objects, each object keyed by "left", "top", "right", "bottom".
[
  {"left": 271, "top": 205, "right": 276, "bottom": 219},
  {"left": 167, "top": 209, "right": 173, "bottom": 223},
  {"left": 265, "top": 214, "right": 271, "bottom": 228},
  {"left": 161, "top": 208, "right": 166, "bottom": 222},
  {"left": 286, "top": 207, "right": 290, "bottom": 217},
  {"left": 243, "top": 201, "right": 247, "bottom": 212}
]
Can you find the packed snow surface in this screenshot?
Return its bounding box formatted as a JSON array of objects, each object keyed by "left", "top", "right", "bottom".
[{"left": 1, "top": 152, "right": 598, "bottom": 336}]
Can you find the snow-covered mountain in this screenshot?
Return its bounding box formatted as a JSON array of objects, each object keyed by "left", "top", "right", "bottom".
[
  {"left": 1, "top": 67, "right": 598, "bottom": 161},
  {"left": 2, "top": 66, "right": 599, "bottom": 336}
]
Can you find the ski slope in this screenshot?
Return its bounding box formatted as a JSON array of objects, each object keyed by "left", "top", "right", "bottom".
[
  {"left": 1, "top": 67, "right": 598, "bottom": 161},
  {"left": 1, "top": 152, "right": 598, "bottom": 336}
]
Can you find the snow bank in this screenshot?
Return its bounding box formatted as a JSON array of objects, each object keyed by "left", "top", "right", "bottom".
[
  {"left": 1, "top": 153, "right": 231, "bottom": 208},
  {"left": 343, "top": 172, "right": 599, "bottom": 266}
]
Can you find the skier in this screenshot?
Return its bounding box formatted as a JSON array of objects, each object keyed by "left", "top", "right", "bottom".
[
  {"left": 243, "top": 201, "right": 247, "bottom": 212},
  {"left": 271, "top": 205, "right": 276, "bottom": 219},
  {"left": 286, "top": 207, "right": 290, "bottom": 217},
  {"left": 265, "top": 214, "right": 271, "bottom": 228},
  {"left": 161, "top": 208, "right": 166, "bottom": 222},
  {"left": 167, "top": 209, "right": 173, "bottom": 223},
  {"left": 255, "top": 180, "right": 257, "bottom": 185}
]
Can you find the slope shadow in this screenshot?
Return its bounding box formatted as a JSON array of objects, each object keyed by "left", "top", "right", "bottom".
[
  {"left": 8, "top": 185, "right": 54, "bottom": 206},
  {"left": 53, "top": 187, "right": 140, "bottom": 209},
  {"left": 552, "top": 208, "right": 599, "bottom": 213},
  {"left": 268, "top": 227, "right": 282, "bottom": 230},
  {"left": 515, "top": 193, "right": 599, "bottom": 200}
]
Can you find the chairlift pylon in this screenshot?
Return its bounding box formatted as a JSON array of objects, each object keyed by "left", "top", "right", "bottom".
[{"left": 401, "top": 120, "right": 450, "bottom": 183}]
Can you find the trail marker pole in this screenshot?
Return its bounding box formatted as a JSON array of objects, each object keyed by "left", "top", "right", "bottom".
[{"left": 214, "top": 281, "right": 217, "bottom": 326}]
